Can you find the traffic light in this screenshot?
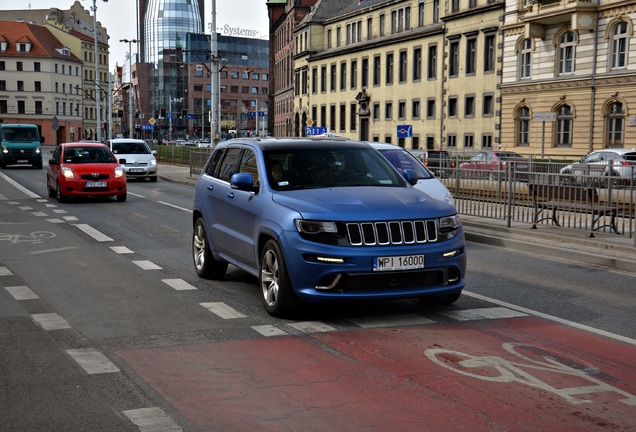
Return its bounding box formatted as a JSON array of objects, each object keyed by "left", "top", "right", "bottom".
[
  {"left": 160, "top": 108, "right": 166, "bottom": 117},
  {"left": 181, "top": 109, "right": 188, "bottom": 118},
  {"left": 154, "top": 111, "right": 159, "bottom": 119}
]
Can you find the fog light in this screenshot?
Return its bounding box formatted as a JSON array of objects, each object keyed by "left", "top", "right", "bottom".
[
  {"left": 443, "top": 248, "right": 462, "bottom": 258},
  {"left": 316, "top": 256, "right": 345, "bottom": 264}
]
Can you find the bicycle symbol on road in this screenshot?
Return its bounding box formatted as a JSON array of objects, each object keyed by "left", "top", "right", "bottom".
[
  {"left": 0, "top": 231, "right": 56, "bottom": 244},
  {"left": 425, "top": 342, "right": 636, "bottom": 405}
]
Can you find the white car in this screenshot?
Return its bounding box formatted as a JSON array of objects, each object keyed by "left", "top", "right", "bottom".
[
  {"left": 369, "top": 142, "right": 455, "bottom": 207},
  {"left": 107, "top": 138, "right": 158, "bottom": 182}
]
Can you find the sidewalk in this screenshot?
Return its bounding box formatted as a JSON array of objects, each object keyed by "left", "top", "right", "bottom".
[{"left": 157, "top": 163, "right": 636, "bottom": 273}]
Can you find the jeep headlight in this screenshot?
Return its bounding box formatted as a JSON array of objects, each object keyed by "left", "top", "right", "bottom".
[
  {"left": 439, "top": 214, "right": 461, "bottom": 234},
  {"left": 295, "top": 220, "right": 338, "bottom": 234}
]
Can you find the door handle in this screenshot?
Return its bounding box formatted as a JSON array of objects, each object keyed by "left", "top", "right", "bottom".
[{"left": 227, "top": 192, "right": 234, "bottom": 199}]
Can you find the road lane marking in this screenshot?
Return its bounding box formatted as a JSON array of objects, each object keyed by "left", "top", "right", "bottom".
[
  {"left": 349, "top": 314, "right": 436, "bottom": 329},
  {"left": 157, "top": 201, "right": 192, "bottom": 213},
  {"left": 72, "top": 224, "right": 113, "bottom": 242},
  {"left": 47, "top": 218, "right": 65, "bottom": 224},
  {"left": 440, "top": 307, "right": 528, "bottom": 321},
  {"left": 464, "top": 290, "right": 636, "bottom": 346},
  {"left": 110, "top": 246, "right": 134, "bottom": 254},
  {"left": 162, "top": 279, "right": 197, "bottom": 290},
  {"left": 45, "top": 203, "right": 57, "bottom": 207},
  {"left": 0, "top": 266, "right": 14, "bottom": 276},
  {"left": 32, "top": 313, "right": 72, "bottom": 330},
  {"left": 128, "top": 192, "right": 145, "bottom": 198},
  {"left": 0, "top": 172, "right": 40, "bottom": 198},
  {"left": 5, "top": 286, "right": 39, "bottom": 300},
  {"left": 252, "top": 325, "right": 289, "bottom": 337},
  {"left": 30, "top": 246, "right": 80, "bottom": 255},
  {"left": 123, "top": 407, "right": 183, "bottom": 432},
  {"left": 287, "top": 321, "right": 336, "bottom": 333},
  {"left": 52, "top": 209, "right": 68, "bottom": 214},
  {"left": 66, "top": 348, "right": 120, "bottom": 374},
  {"left": 31, "top": 212, "right": 47, "bottom": 217},
  {"left": 132, "top": 260, "right": 162, "bottom": 270},
  {"left": 200, "top": 302, "right": 247, "bottom": 319},
  {"left": 18, "top": 206, "right": 33, "bottom": 211},
  {"left": 63, "top": 216, "right": 78, "bottom": 221}
]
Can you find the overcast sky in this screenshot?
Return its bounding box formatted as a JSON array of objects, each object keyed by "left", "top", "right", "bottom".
[{"left": 1, "top": 0, "right": 270, "bottom": 66}]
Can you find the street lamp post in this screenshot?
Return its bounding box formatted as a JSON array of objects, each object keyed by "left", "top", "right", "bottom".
[
  {"left": 210, "top": 0, "right": 219, "bottom": 144},
  {"left": 120, "top": 38, "right": 138, "bottom": 139},
  {"left": 88, "top": 0, "right": 108, "bottom": 143}
]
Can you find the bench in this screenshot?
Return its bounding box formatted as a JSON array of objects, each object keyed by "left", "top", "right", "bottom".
[{"left": 527, "top": 181, "right": 620, "bottom": 236}]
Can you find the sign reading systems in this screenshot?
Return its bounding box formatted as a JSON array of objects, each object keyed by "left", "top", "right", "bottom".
[{"left": 305, "top": 127, "right": 327, "bottom": 136}]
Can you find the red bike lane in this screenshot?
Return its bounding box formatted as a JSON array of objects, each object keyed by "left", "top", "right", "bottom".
[{"left": 117, "top": 317, "right": 636, "bottom": 431}]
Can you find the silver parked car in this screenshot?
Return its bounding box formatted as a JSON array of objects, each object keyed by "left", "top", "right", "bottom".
[
  {"left": 560, "top": 148, "right": 636, "bottom": 186},
  {"left": 108, "top": 138, "right": 158, "bottom": 182}
]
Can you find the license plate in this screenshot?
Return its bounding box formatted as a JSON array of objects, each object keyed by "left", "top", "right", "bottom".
[
  {"left": 17, "top": 159, "right": 28, "bottom": 163},
  {"left": 373, "top": 254, "right": 424, "bottom": 271},
  {"left": 128, "top": 168, "right": 144, "bottom": 173},
  {"left": 85, "top": 181, "right": 107, "bottom": 187}
]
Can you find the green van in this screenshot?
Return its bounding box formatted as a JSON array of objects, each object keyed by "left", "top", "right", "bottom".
[{"left": 0, "top": 123, "right": 43, "bottom": 169}]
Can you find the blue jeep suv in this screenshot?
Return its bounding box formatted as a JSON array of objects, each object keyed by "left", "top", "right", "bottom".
[{"left": 193, "top": 138, "right": 466, "bottom": 316}]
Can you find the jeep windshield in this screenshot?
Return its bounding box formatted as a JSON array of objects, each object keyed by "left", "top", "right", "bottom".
[{"left": 265, "top": 146, "right": 407, "bottom": 190}]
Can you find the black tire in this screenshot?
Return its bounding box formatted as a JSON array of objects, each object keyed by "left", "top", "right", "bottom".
[
  {"left": 34, "top": 161, "right": 43, "bottom": 169},
  {"left": 116, "top": 193, "right": 127, "bottom": 202},
  {"left": 149, "top": 176, "right": 158, "bottom": 182},
  {"left": 260, "top": 239, "right": 298, "bottom": 317},
  {"left": 47, "top": 180, "right": 56, "bottom": 198},
  {"left": 56, "top": 182, "right": 67, "bottom": 203},
  {"left": 192, "top": 218, "right": 227, "bottom": 279}
]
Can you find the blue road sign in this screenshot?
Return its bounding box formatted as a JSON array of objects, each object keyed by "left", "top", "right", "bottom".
[
  {"left": 305, "top": 126, "right": 328, "bottom": 136},
  {"left": 258, "top": 111, "right": 265, "bottom": 117},
  {"left": 166, "top": 113, "right": 174, "bottom": 119},
  {"left": 187, "top": 114, "right": 195, "bottom": 119},
  {"left": 397, "top": 125, "right": 412, "bottom": 138},
  {"left": 142, "top": 124, "right": 154, "bottom": 130}
]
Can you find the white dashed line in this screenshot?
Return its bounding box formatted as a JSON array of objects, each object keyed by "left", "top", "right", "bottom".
[
  {"left": 127, "top": 192, "right": 145, "bottom": 198},
  {"left": 47, "top": 218, "right": 65, "bottom": 224},
  {"left": 30, "top": 246, "right": 80, "bottom": 255},
  {"left": 157, "top": 201, "right": 192, "bottom": 213},
  {"left": 63, "top": 216, "right": 78, "bottom": 221},
  {"left": 440, "top": 307, "right": 528, "bottom": 321},
  {"left": 18, "top": 206, "right": 33, "bottom": 211},
  {"left": 162, "top": 279, "right": 197, "bottom": 290},
  {"left": 200, "top": 302, "right": 247, "bottom": 319},
  {"left": 252, "top": 325, "right": 288, "bottom": 337},
  {"left": 110, "top": 246, "right": 134, "bottom": 254},
  {"left": 5, "top": 286, "right": 39, "bottom": 300},
  {"left": 0, "top": 267, "right": 14, "bottom": 276},
  {"left": 349, "top": 314, "right": 436, "bottom": 329},
  {"left": 31, "top": 212, "right": 48, "bottom": 217},
  {"left": 73, "top": 224, "right": 113, "bottom": 241},
  {"left": 66, "top": 348, "right": 120, "bottom": 374},
  {"left": 52, "top": 209, "right": 68, "bottom": 214},
  {"left": 132, "top": 260, "right": 162, "bottom": 270},
  {"left": 286, "top": 321, "right": 336, "bottom": 333},
  {"left": 32, "top": 313, "right": 72, "bottom": 330},
  {"left": 45, "top": 203, "right": 57, "bottom": 207},
  {"left": 123, "top": 407, "right": 183, "bottom": 432}
]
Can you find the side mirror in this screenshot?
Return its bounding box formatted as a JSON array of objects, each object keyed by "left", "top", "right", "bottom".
[
  {"left": 40, "top": 137, "right": 45, "bottom": 144},
  {"left": 230, "top": 172, "right": 258, "bottom": 192},
  {"left": 152, "top": 150, "right": 157, "bottom": 155},
  {"left": 119, "top": 158, "right": 126, "bottom": 164},
  {"left": 402, "top": 169, "right": 418, "bottom": 186},
  {"left": 49, "top": 159, "right": 59, "bottom": 166}
]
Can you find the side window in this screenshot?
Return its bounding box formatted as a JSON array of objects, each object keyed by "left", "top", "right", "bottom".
[
  {"left": 217, "top": 148, "right": 243, "bottom": 182},
  {"left": 238, "top": 149, "right": 260, "bottom": 189},
  {"left": 52, "top": 146, "right": 61, "bottom": 162},
  {"left": 205, "top": 149, "right": 225, "bottom": 177}
]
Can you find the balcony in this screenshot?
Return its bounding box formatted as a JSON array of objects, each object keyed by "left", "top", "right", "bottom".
[{"left": 519, "top": 0, "right": 597, "bottom": 37}]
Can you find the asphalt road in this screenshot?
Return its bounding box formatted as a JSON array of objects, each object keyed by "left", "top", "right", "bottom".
[{"left": 1, "top": 159, "right": 635, "bottom": 431}]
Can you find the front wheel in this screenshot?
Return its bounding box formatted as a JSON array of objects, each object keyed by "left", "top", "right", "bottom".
[
  {"left": 116, "top": 193, "right": 127, "bottom": 202},
  {"left": 149, "top": 176, "right": 158, "bottom": 182},
  {"left": 192, "top": 218, "right": 227, "bottom": 279},
  {"left": 260, "top": 240, "right": 298, "bottom": 317}
]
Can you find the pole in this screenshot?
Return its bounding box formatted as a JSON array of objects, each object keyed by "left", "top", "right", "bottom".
[
  {"left": 92, "top": 0, "right": 101, "bottom": 143},
  {"left": 120, "top": 39, "right": 138, "bottom": 139},
  {"left": 210, "top": 0, "right": 219, "bottom": 144},
  {"left": 108, "top": 72, "right": 113, "bottom": 141}
]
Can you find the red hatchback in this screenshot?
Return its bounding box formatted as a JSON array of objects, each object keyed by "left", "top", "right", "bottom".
[{"left": 47, "top": 142, "right": 127, "bottom": 202}]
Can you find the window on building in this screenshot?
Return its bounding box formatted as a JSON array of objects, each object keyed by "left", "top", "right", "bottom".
[
  {"left": 336, "top": 27, "right": 341, "bottom": 47},
  {"left": 418, "top": 1, "right": 425, "bottom": 26},
  {"left": 321, "top": 65, "right": 327, "bottom": 92},
  {"left": 413, "top": 47, "right": 422, "bottom": 81},
  {"left": 17, "top": 81, "right": 24, "bottom": 91},
  {"left": 464, "top": 134, "right": 474, "bottom": 148},
  {"left": 412, "top": 100, "right": 420, "bottom": 119},
  {"left": 340, "top": 104, "right": 346, "bottom": 131},
  {"left": 34, "top": 62, "right": 41, "bottom": 72},
  {"left": 321, "top": 105, "right": 327, "bottom": 127},
  {"left": 447, "top": 134, "right": 457, "bottom": 148},
  {"left": 312, "top": 67, "right": 318, "bottom": 93},
  {"left": 451, "top": 0, "right": 459, "bottom": 13},
  {"left": 427, "top": 99, "right": 435, "bottom": 119},
  {"left": 330, "top": 64, "right": 336, "bottom": 91},
  {"left": 0, "top": 61, "right": 4, "bottom": 71},
  {"left": 340, "top": 62, "right": 347, "bottom": 91},
  {"left": 610, "top": 21, "right": 629, "bottom": 69},
  {"left": 242, "top": 86, "right": 249, "bottom": 93},
  {"left": 428, "top": 44, "right": 437, "bottom": 79},
  {"left": 557, "top": 31, "right": 576, "bottom": 75},
  {"left": 330, "top": 105, "right": 336, "bottom": 132},
  {"left": 350, "top": 103, "right": 357, "bottom": 131},
  {"left": 398, "top": 50, "right": 407, "bottom": 83},
  {"left": 379, "top": 14, "right": 385, "bottom": 36},
  {"left": 391, "top": 6, "right": 411, "bottom": 34},
  {"left": 466, "top": 37, "right": 476, "bottom": 75},
  {"left": 449, "top": 40, "right": 459, "bottom": 77},
  {"left": 231, "top": 85, "right": 239, "bottom": 93},
  {"left": 448, "top": 96, "right": 458, "bottom": 117},
  {"left": 373, "top": 103, "right": 380, "bottom": 120},
  {"left": 35, "top": 101, "right": 42, "bottom": 114},
  {"left": 465, "top": 95, "right": 475, "bottom": 117},
  {"left": 35, "top": 81, "right": 41, "bottom": 92},
  {"left": 433, "top": 0, "right": 440, "bottom": 22},
  {"left": 516, "top": 106, "right": 530, "bottom": 147},
  {"left": 482, "top": 134, "right": 493, "bottom": 149},
  {"left": 373, "top": 55, "right": 381, "bottom": 86},
  {"left": 231, "top": 71, "right": 239, "bottom": 79},
  {"left": 17, "top": 61, "right": 23, "bottom": 72},
  {"left": 0, "top": 100, "right": 8, "bottom": 113},
  {"left": 351, "top": 60, "right": 357, "bottom": 89},
  {"left": 385, "top": 102, "right": 393, "bottom": 120},
  {"left": 483, "top": 94, "right": 494, "bottom": 117},
  {"left": 386, "top": 53, "right": 394, "bottom": 84},
  {"left": 367, "top": 18, "right": 372, "bottom": 40},
  {"left": 606, "top": 102, "right": 625, "bottom": 148},
  {"left": 520, "top": 38, "right": 532, "bottom": 79},
  {"left": 556, "top": 104, "right": 573, "bottom": 147},
  {"left": 484, "top": 34, "right": 495, "bottom": 73},
  {"left": 398, "top": 101, "right": 406, "bottom": 119},
  {"left": 327, "top": 29, "right": 332, "bottom": 49},
  {"left": 361, "top": 58, "right": 369, "bottom": 88},
  {"left": 18, "top": 100, "right": 25, "bottom": 114}
]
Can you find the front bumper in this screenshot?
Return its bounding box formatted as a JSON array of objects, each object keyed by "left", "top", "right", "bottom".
[
  {"left": 59, "top": 177, "right": 126, "bottom": 197},
  {"left": 122, "top": 165, "right": 157, "bottom": 178}
]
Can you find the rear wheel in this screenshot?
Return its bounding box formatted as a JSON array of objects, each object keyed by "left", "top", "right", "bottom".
[
  {"left": 47, "top": 180, "right": 55, "bottom": 198},
  {"left": 260, "top": 240, "right": 298, "bottom": 317},
  {"left": 192, "top": 218, "right": 227, "bottom": 279}
]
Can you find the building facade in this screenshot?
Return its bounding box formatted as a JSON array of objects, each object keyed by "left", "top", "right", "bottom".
[
  {"left": 501, "top": 0, "right": 636, "bottom": 158},
  {"left": 0, "top": 22, "right": 83, "bottom": 145}
]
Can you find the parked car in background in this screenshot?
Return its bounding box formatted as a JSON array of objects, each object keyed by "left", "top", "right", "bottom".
[
  {"left": 369, "top": 143, "right": 454, "bottom": 207},
  {"left": 0, "top": 123, "right": 43, "bottom": 169},
  {"left": 193, "top": 138, "right": 466, "bottom": 317},
  {"left": 46, "top": 142, "right": 127, "bottom": 203},
  {"left": 459, "top": 151, "right": 533, "bottom": 181},
  {"left": 410, "top": 149, "right": 454, "bottom": 177},
  {"left": 559, "top": 148, "right": 636, "bottom": 186},
  {"left": 108, "top": 138, "right": 158, "bottom": 182}
]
